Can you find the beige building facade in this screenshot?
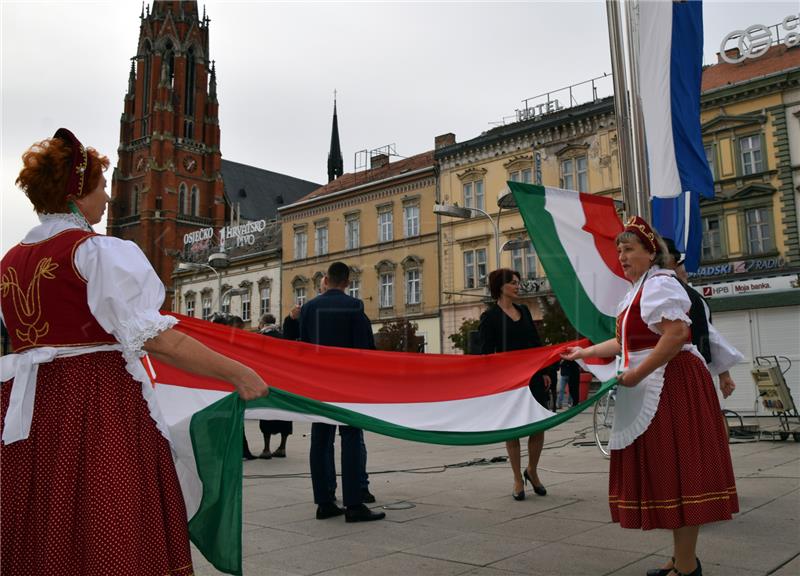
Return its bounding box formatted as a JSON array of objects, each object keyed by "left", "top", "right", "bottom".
[{"left": 279, "top": 152, "right": 442, "bottom": 353}]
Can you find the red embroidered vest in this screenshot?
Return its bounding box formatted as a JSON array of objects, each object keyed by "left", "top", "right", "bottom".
[
  {"left": 616, "top": 275, "right": 692, "bottom": 353},
  {"left": 1, "top": 229, "right": 116, "bottom": 352}
]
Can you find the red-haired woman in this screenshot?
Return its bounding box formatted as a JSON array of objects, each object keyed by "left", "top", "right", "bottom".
[
  {"left": 0, "top": 129, "right": 269, "bottom": 575},
  {"left": 562, "top": 217, "right": 738, "bottom": 576},
  {"left": 479, "top": 268, "right": 552, "bottom": 501}
]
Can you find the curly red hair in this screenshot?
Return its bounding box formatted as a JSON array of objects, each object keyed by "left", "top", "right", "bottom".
[{"left": 15, "top": 137, "right": 109, "bottom": 213}]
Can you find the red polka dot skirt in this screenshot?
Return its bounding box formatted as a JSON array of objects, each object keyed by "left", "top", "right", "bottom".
[
  {"left": 1, "top": 352, "right": 194, "bottom": 575},
  {"left": 609, "top": 351, "right": 739, "bottom": 530}
]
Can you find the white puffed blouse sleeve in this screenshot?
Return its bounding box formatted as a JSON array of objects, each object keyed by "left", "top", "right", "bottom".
[
  {"left": 640, "top": 274, "right": 691, "bottom": 334},
  {"left": 74, "top": 235, "right": 178, "bottom": 363}
]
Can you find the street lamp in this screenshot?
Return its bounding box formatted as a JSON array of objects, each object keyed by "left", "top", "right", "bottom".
[
  {"left": 501, "top": 238, "right": 530, "bottom": 252},
  {"left": 496, "top": 185, "right": 517, "bottom": 209},
  {"left": 433, "top": 202, "right": 501, "bottom": 268}
]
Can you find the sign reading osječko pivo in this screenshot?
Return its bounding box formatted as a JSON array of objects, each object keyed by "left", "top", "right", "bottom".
[{"left": 183, "top": 219, "right": 268, "bottom": 250}]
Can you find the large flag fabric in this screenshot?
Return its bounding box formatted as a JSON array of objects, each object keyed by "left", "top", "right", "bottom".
[
  {"left": 508, "top": 182, "right": 629, "bottom": 344},
  {"left": 148, "top": 314, "right": 616, "bottom": 575},
  {"left": 638, "top": 0, "right": 713, "bottom": 271}
]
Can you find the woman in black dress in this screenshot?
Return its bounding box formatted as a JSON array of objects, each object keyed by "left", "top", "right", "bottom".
[{"left": 479, "top": 268, "right": 551, "bottom": 500}]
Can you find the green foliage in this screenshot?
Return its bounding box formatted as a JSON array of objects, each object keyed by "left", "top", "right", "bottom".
[
  {"left": 448, "top": 317, "right": 481, "bottom": 354},
  {"left": 375, "top": 319, "right": 424, "bottom": 352},
  {"left": 538, "top": 296, "right": 579, "bottom": 345}
]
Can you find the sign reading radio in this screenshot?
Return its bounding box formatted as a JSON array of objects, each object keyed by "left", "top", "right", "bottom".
[
  {"left": 689, "top": 256, "right": 786, "bottom": 279},
  {"left": 182, "top": 219, "right": 267, "bottom": 248}
]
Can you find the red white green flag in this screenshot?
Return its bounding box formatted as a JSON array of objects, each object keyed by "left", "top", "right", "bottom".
[
  {"left": 508, "top": 181, "right": 629, "bottom": 345},
  {"left": 148, "top": 315, "right": 614, "bottom": 575}
]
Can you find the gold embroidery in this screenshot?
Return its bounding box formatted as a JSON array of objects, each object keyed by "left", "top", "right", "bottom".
[{"left": 0, "top": 257, "right": 59, "bottom": 347}]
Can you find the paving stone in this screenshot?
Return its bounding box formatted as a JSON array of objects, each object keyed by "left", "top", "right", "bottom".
[
  {"left": 480, "top": 513, "right": 602, "bottom": 543},
  {"left": 252, "top": 538, "right": 394, "bottom": 575},
  {"left": 490, "top": 541, "right": 642, "bottom": 575},
  {"left": 317, "top": 551, "right": 473, "bottom": 576},
  {"left": 409, "top": 532, "right": 546, "bottom": 566}
]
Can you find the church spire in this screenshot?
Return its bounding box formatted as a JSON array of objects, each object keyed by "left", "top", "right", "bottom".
[{"left": 327, "top": 92, "right": 343, "bottom": 182}]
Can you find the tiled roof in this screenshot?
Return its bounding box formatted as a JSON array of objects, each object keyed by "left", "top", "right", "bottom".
[
  {"left": 289, "top": 150, "right": 435, "bottom": 206},
  {"left": 220, "top": 159, "right": 322, "bottom": 221},
  {"left": 702, "top": 44, "right": 800, "bottom": 92}
]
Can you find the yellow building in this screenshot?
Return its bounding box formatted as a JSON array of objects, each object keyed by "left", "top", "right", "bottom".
[
  {"left": 693, "top": 43, "right": 800, "bottom": 413},
  {"left": 279, "top": 151, "right": 442, "bottom": 352},
  {"left": 434, "top": 97, "right": 620, "bottom": 353}
]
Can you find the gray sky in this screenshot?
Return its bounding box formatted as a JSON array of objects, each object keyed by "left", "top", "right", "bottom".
[{"left": 2, "top": 0, "right": 797, "bottom": 252}]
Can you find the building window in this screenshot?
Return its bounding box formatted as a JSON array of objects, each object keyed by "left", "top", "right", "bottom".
[
  {"left": 178, "top": 183, "right": 187, "bottom": 214},
  {"left": 405, "top": 268, "right": 421, "bottom": 305},
  {"left": 511, "top": 240, "right": 537, "bottom": 279},
  {"left": 701, "top": 216, "right": 723, "bottom": 261},
  {"left": 745, "top": 207, "right": 772, "bottom": 255},
  {"left": 345, "top": 215, "right": 360, "bottom": 250},
  {"left": 379, "top": 210, "right": 393, "bottom": 243},
  {"left": 130, "top": 186, "right": 140, "bottom": 216},
  {"left": 464, "top": 248, "right": 487, "bottom": 289},
  {"left": 315, "top": 222, "right": 329, "bottom": 256},
  {"left": 509, "top": 168, "right": 532, "bottom": 183},
  {"left": 221, "top": 293, "right": 231, "bottom": 315},
  {"left": 740, "top": 135, "right": 763, "bottom": 176},
  {"left": 201, "top": 295, "right": 212, "bottom": 320},
  {"left": 294, "top": 229, "right": 307, "bottom": 259},
  {"left": 260, "top": 286, "right": 271, "bottom": 316},
  {"left": 463, "top": 180, "right": 484, "bottom": 211},
  {"left": 404, "top": 205, "right": 420, "bottom": 238},
  {"left": 241, "top": 291, "right": 251, "bottom": 322},
  {"left": 190, "top": 186, "right": 199, "bottom": 216},
  {"left": 294, "top": 286, "right": 306, "bottom": 306},
  {"left": 348, "top": 278, "right": 360, "bottom": 300},
  {"left": 186, "top": 297, "right": 195, "bottom": 318},
  {"left": 704, "top": 144, "right": 716, "bottom": 178},
  {"left": 561, "top": 156, "right": 588, "bottom": 192},
  {"left": 379, "top": 273, "right": 394, "bottom": 308}
]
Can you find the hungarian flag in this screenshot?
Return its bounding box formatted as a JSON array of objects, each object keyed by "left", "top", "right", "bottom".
[{"left": 149, "top": 314, "right": 614, "bottom": 575}]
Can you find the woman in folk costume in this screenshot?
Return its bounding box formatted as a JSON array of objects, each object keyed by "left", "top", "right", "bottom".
[
  {"left": 0, "top": 129, "right": 269, "bottom": 575},
  {"left": 562, "top": 217, "right": 737, "bottom": 576}
]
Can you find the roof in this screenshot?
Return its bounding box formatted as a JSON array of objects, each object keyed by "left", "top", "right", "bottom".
[
  {"left": 220, "top": 159, "right": 322, "bottom": 221},
  {"left": 289, "top": 150, "right": 436, "bottom": 205},
  {"left": 702, "top": 44, "right": 800, "bottom": 92}
]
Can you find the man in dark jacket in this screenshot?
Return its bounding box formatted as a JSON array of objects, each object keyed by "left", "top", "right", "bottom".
[{"left": 300, "top": 262, "right": 385, "bottom": 523}]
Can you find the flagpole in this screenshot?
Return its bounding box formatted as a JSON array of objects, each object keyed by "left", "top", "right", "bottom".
[
  {"left": 605, "top": 0, "right": 635, "bottom": 218},
  {"left": 623, "top": 0, "right": 651, "bottom": 221}
]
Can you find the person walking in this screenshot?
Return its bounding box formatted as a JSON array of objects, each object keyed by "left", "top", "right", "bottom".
[
  {"left": 479, "top": 268, "right": 552, "bottom": 501},
  {"left": 257, "top": 313, "right": 293, "bottom": 458},
  {"left": 300, "top": 262, "right": 384, "bottom": 522}
]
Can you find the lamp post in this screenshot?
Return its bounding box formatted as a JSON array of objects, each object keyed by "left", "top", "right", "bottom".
[
  {"left": 177, "top": 258, "right": 229, "bottom": 313},
  {"left": 434, "top": 202, "right": 501, "bottom": 268}
]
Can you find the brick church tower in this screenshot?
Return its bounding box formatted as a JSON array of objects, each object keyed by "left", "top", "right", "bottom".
[{"left": 108, "top": 1, "right": 225, "bottom": 307}]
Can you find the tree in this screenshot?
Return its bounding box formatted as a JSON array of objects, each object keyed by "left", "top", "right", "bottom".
[
  {"left": 375, "top": 319, "right": 424, "bottom": 352},
  {"left": 537, "top": 296, "right": 579, "bottom": 345},
  {"left": 448, "top": 317, "right": 481, "bottom": 354}
]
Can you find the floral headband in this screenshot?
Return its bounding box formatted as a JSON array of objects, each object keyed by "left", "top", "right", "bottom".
[
  {"left": 53, "top": 128, "right": 93, "bottom": 199},
  {"left": 623, "top": 216, "right": 660, "bottom": 254}
]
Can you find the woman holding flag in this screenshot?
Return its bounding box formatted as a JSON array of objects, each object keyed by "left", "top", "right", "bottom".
[
  {"left": 0, "top": 129, "right": 269, "bottom": 575},
  {"left": 562, "top": 217, "right": 737, "bottom": 576}
]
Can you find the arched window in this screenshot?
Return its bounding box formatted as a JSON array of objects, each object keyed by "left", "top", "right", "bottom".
[
  {"left": 184, "top": 46, "right": 196, "bottom": 139},
  {"left": 141, "top": 40, "right": 152, "bottom": 136},
  {"left": 178, "top": 183, "right": 187, "bottom": 214},
  {"left": 190, "top": 185, "right": 199, "bottom": 216}
]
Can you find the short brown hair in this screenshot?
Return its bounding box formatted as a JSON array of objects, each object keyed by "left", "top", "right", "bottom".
[
  {"left": 15, "top": 137, "right": 109, "bottom": 213},
  {"left": 488, "top": 268, "right": 520, "bottom": 300}
]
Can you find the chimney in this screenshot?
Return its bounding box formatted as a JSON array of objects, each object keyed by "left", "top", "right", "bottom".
[
  {"left": 371, "top": 153, "right": 389, "bottom": 169},
  {"left": 435, "top": 133, "right": 456, "bottom": 149}
]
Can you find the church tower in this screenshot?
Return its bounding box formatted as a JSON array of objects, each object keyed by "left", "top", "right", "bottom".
[
  {"left": 327, "top": 95, "right": 343, "bottom": 182},
  {"left": 109, "top": 0, "right": 225, "bottom": 306}
]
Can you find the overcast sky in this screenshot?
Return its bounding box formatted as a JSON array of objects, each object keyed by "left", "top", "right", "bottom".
[{"left": 1, "top": 0, "right": 797, "bottom": 252}]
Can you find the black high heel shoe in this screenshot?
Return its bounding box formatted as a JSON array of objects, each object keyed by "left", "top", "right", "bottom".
[
  {"left": 646, "top": 557, "right": 674, "bottom": 576},
  {"left": 512, "top": 488, "right": 525, "bottom": 501},
  {"left": 523, "top": 469, "right": 547, "bottom": 496}
]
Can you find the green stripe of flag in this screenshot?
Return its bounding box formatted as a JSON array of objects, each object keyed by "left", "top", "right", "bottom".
[{"left": 508, "top": 182, "right": 616, "bottom": 344}]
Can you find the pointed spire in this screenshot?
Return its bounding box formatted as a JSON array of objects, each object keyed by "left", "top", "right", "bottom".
[
  {"left": 327, "top": 91, "right": 343, "bottom": 182},
  {"left": 209, "top": 60, "right": 217, "bottom": 100},
  {"left": 140, "top": 1, "right": 144, "bottom": 19}
]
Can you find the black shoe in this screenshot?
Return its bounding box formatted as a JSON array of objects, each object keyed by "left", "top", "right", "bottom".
[
  {"left": 647, "top": 557, "right": 674, "bottom": 576},
  {"left": 361, "top": 489, "right": 376, "bottom": 504},
  {"left": 512, "top": 489, "right": 525, "bottom": 501},
  {"left": 316, "top": 502, "right": 345, "bottom": 520},
  {"left": 345, "top": 504, "right": 386, "bottom": 523},
  {"left": 243, "top": 451, "right": 257, "bottom": 461},
  {"left": 524, "top": 469, "right": 546, "bottom": 496},
  {"left": 669, "top": 558, "right": 701, "bottom": 576}
]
